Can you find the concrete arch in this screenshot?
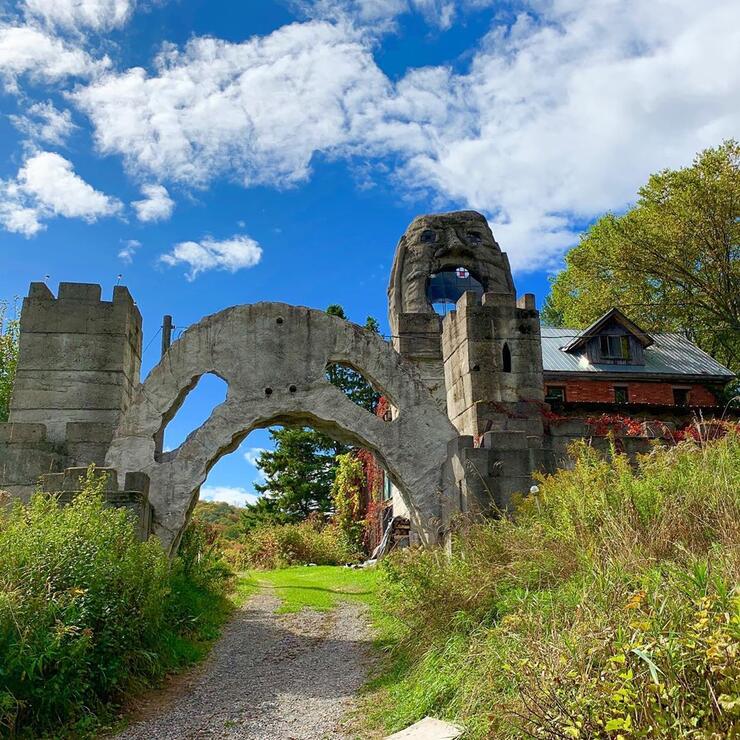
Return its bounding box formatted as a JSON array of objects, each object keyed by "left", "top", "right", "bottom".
[{"left": 106, "top": 302, "right": 459, "bottom": 553}]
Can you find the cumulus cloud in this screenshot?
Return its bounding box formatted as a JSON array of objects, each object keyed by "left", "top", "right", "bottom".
[
  {"left": 118, "top": 238, "right": 141, "bottom": 263},
  {"left": 71, "top": 0, "right": 740, "bottom": 270},
  {"left": 160, "top": 234, "right": 263, "bottom": 280},
  {"left": 244, "top": 448, "right": 267, "bottom": 482},
  {"left": 0, "top": 151, "right": 122, "bottom": 236},
  {"left": 9, "top": 101, "right": 77, "bottom": 145},
  {"left": 74, "top": 21, "right": 390, "bottom": 186},
  {"left": 0, "top": 25, "right": 108, "bottom": 88},
  {"left": 199, "top": 485, "right": 259, "bottom": 507},
  {"left": 132, "top": 183, "right": 175, "bottom": 222},
  {"left": 22, "top": 0, "right": 136, "bottom": 32}
]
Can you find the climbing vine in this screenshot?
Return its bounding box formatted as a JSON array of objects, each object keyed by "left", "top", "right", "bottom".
[{"left": 331, "top": 452, "right": 366, "bottom": 549}]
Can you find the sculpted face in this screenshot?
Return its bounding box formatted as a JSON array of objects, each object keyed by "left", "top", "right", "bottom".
[{"left": 388, "top": 211, "right": 515, "bottom": 325}]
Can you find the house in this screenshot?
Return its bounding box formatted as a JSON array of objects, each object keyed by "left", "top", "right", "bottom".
[{"left": 542, "top": 308, "right": 734, "bottom": 416}]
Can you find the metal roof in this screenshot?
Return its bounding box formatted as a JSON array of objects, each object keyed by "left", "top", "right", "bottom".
[{"left": 541, "top": 327, "right": 735, "bottom": 379}]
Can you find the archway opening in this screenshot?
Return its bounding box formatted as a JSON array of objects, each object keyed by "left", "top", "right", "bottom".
[
  {"left": 427, "top": 267, "right": 485, "bottom": 315},
  {"left": 158, "top": 372, "right": 228, "bottom": 456},
  {"left": 325, "top": 361, "right": 384, "bottom": 416},
  {"left": 502, "top": 343, "right": 512, "bottom": 373}
]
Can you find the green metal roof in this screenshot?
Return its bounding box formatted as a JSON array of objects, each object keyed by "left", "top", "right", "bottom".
[{"left": 541, "top": 327, "right": 735, "bottom": 379}]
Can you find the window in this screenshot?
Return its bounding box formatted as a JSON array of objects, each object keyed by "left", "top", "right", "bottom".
[
  {"left": 614, "top": 386, "right": 629, "bottom": 404},
  {"left": 673, "top": 388, "right": 690, "bottom": 406},
  {"left": 502, "top": 343, "right": 512, "bottom": 373},
  {"left": 599, "top": 334, "right": 631, "bottom": 360},
  {"left": 427, "top": 269, "right": 484, "bottom": 315},
  {"left": 545, "top": 386, "right": 566, "bottom": 404}
]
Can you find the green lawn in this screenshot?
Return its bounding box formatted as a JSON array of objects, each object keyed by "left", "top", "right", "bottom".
[{"left": 241, "top": 565, "right": 380, "bottom": 613}]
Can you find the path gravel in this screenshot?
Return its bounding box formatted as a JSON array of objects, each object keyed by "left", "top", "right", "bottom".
[{"left": 117, "top": 588, "right": 373, "bottom": 739}]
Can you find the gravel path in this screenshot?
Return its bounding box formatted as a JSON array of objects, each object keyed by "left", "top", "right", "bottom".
[{"left": 117, "top": 588, "right": 373, "bottom": 739}]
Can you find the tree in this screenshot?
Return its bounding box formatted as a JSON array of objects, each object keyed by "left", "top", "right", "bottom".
[
  {"left": 542, "top": 141, "right": 740, "bottom": 373},
  {"left": 247, "top": 305, "right": 381, "bottom": 522},
  {"left": 0, "top": 300, "right": 19, "bottom": 423}
]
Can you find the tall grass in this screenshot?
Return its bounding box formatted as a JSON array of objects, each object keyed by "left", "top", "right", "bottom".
[
  {"left": 366, "top": 435, "right": 740, "bottom": 738},
  {"left": 0, "top": 470, "right": 233, "bottom": 737}
]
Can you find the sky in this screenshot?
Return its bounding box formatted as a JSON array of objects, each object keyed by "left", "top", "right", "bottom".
[{"left": 1, "top": 0, "right": 738, "bottom": 506}]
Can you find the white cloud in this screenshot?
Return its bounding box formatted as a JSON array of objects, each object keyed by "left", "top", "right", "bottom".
[
  {"left": 23, "top": 0, "right": 136, "bottom": 32},
  {"left": 0, "top": 151, "right": 122, "bottom": 236},
  {"left": 244, "top": 447, "right": 267, "bottom": 482},
  {"left": 200, "top": 485, "right": 259, "bottom": 507},
  {"left": 0, "top": 25, "right": 108, "bottom": 88},
  {"left": 160, "top": 234, "right": 263, "bottom": 280},
  {"left": 118, "top": 238, "right": 141, "bottom": 263},
  {"left": 72, "top": 1, "right": 740, "bottom": 270},
  {"left": 132, "top": 183, "right": 174, "bottom": 222},
  {"left": 74, "top": 21, "right": 390, "bottom": 186},
  {"left": 9, "top": 101, "right": 77, "bottom": 145}
]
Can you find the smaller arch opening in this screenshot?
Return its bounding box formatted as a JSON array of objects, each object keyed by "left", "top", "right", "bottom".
[
  {"left": 502, "top": 343, "right": 512, "bottom": 373},
  {"left": 156, "top": 372, "right": 228, "bottom": 458},
  {"left": 325, "top": 361, "right": 384, "bottom": 417}
]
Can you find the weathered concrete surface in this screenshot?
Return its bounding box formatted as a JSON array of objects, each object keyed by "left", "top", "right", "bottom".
[
  {"left": 9, "top": 282, "right": 141, "bottom": 444},
  {"left": 107, "top": 303, "right": 460, "bottom": 554},
  {"left": 388, "top": 211, "right": 515, "bottom": 330},
  {"left": 385, "top": 717, "right": 464, "bottom": 740}
]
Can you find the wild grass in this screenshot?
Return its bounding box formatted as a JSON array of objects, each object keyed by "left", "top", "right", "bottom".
[
  {"left": 0, "top": 470, "right": 234, "bottom": 738},
  {"left": 360, "top": 435, "right": 740, "bottom": 738}
]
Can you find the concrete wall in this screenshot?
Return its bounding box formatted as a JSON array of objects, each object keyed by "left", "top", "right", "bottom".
[
  {"left": 0, "top": 282, "right": 142, "bottom": 500},
  {"left": 9, "top": 282, "right": 142, "bottom": 444}
]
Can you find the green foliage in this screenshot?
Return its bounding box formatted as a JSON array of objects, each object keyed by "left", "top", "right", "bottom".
[
  {"left": 361, "top": 435, "right": 740, "bottom": 738},
  {"left": 331, "top": 452, "right": 366, "bottom": 550},
  {"left": 192, "top": 500, "right": 243, "bottom": 539},
  {"left": 226, "top": 519, "right": 362, "bottom": 570},
  {"left": 253, "top": 426, "right": 342, "bottom": 520},
  {"left": 542, "top": 140, "right": 740, "bottom": 372},
  {"left": 0, "top": 300, "right": 19, "bottom": 423},
  {"left": 0, "top": 470, "right": 232, "bottom": 737}
]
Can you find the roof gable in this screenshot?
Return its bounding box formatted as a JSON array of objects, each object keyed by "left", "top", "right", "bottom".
[{"left": 561, "top": 307, "right": 654, "bottom": 353}]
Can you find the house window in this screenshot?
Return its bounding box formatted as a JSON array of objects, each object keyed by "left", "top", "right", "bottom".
[
  {"left": 599, "top": 334, "right": 631, "bottom": 360},
  {"left": 545, "top": 386, "right": 566, "bottom": 404},
  {"left": 614, "top": 386, "right": 629, "bottom": 404},
  {"left": 673, "top": 387, "right": 690, "bottom": 406}
]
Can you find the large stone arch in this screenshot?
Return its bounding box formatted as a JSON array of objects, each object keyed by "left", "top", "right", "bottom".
[{"left": 106, "top": 302, "right": 460, "bottom": 553}]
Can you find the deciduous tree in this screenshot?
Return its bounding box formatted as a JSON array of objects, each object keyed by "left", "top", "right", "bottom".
[{"left": 542, "top": 141, "right": 739, "bottom": 374}]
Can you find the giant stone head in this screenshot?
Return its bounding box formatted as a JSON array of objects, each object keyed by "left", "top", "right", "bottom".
[{"left": 388, "top": 211, "right": 515, "bottom": 330}]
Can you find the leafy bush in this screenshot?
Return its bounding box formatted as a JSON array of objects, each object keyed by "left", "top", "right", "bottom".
[
  {"left": 226, "top": 518, "right": 362, "bottom": 570},
  {"left": 367, "top": 435, "right": 740, "bottom": 738},
  {"left": 0, "top": 471, "right": 232, "bottom": 737}
]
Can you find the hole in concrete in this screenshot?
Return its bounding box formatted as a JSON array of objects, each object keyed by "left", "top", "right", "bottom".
[
  {"left": 325, "top": 361, "right": 383, "bottom": 417},
  {"left": 289, "top": 384, "right": 297, "bottom": 393},
  {"left": 276, "top": 317, "right": 284, "bottom": 325},
  {"left": 264, "top": 387, "right": 273, "bottom": 396},
  {"left": 159, "top": 373, "right": 228, "bottom": 455},
  {"left": 472, "top": 364, "right": 481, "bottom": 372}
]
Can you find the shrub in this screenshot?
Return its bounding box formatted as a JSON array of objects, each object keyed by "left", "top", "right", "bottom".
[
  {"left": 229, "top": 518, "right": 362, "bottom": 570},
  {"left": 0, "top": 470, "right": 232, "bottom": 737},
  {"left": 369, "top": 435, "right": 740, "bottom": 738}
]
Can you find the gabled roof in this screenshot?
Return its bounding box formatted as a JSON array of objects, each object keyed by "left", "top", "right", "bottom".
[
  {"left": 561, "top": 307, "right": 654, "bottom": 353},
  {"left": 541, "top": 327, "right": 735, "bottom": 379}
]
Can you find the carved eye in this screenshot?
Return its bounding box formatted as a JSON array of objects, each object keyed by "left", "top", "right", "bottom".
[
  {"left": 420, "top": 230, "right": 437, "bottom": 243},
  {"left": 466, "top": 231, "right": 482, "bottom": 244}
]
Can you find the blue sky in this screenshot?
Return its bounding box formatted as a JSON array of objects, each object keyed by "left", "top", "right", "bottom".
[{"left": 1, "top": 0, "right": 738, "bottom": 505}]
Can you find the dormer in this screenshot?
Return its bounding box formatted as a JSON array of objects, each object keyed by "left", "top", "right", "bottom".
[{"left": 560, "top": 308, "right": 653, "bottom": 366}]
